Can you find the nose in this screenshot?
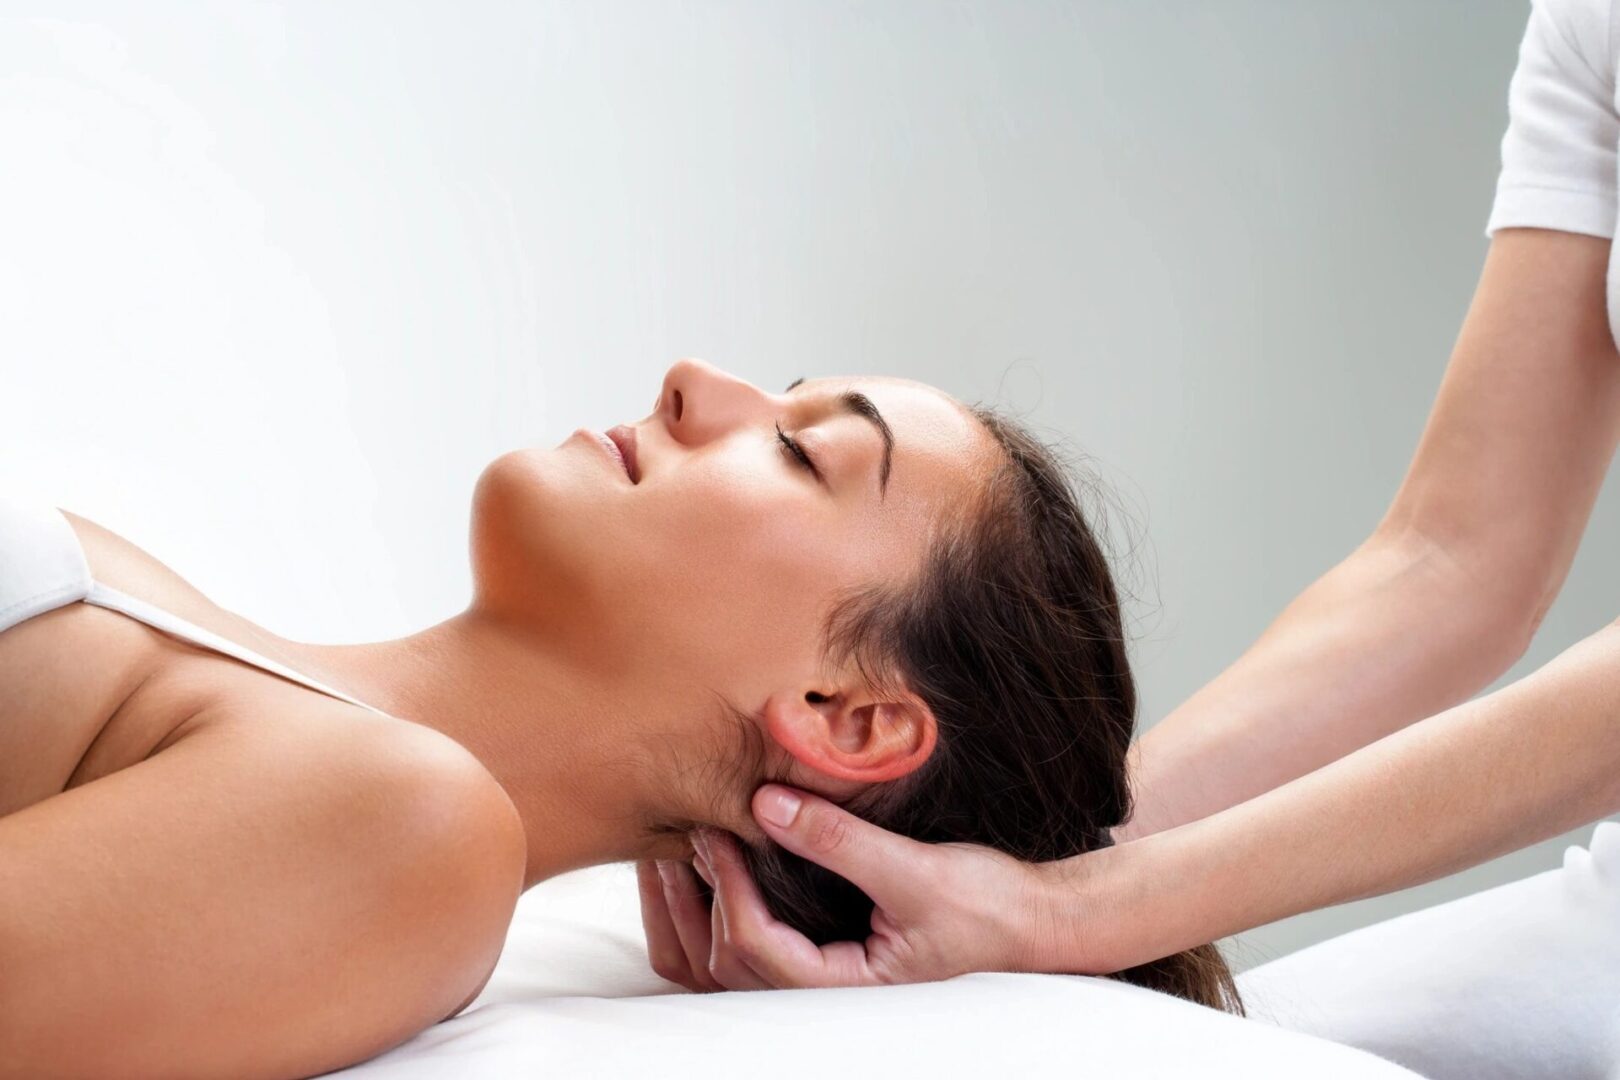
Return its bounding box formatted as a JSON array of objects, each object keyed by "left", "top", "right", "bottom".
[{"left": 657, "top": 357, "right": 771, "bottom": 447}]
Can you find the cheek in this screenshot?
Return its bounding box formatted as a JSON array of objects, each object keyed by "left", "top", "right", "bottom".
[
  {"left": 624, "top": 467, "right": 848, "bottom": 653},
  {"left": 640, "top": 453, "right": 819, "bottom": 566}
]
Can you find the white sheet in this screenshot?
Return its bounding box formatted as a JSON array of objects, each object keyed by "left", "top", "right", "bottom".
[
  {"left": 1239, "top": 820, "right": 1620, "bottom": 1080},
  {"left": 327, "top": 863, "right": 1419, "bottom": 1079}
]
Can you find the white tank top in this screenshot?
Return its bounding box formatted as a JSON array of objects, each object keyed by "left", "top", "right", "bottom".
[{"left": 0, "top": 495, "right": 391, "bottom": 718}]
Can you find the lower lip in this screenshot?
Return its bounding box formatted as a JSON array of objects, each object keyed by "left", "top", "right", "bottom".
[{"left": 575, "top": 427, "right": 632, "bottom": 481}]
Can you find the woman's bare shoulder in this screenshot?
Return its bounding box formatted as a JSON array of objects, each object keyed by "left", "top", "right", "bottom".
[{"left": 0, "top": 708, "right": 525, "bottom": 1078}]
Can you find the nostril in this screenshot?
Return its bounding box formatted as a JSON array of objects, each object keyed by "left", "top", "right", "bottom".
[{"left": 672, "top": 389, "right": 683, "bottom": 421}]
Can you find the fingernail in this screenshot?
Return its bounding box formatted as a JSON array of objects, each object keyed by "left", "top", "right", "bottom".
[
  {"left": 692, "top": 852, "right": 714, "bottom": 887},
  {"left": 692, "top": 829, "right": 712, "bottom": 862},
  {"left": 655, "top": 859, "right": 676, "bottom": 889},
  {"left": 757, "top": 785, "right": 802, "bottom": 828}
]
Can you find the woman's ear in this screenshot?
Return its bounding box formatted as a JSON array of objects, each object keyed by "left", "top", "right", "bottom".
[{"left": 761, "top": 685, "right": 938, "bottom": 784}]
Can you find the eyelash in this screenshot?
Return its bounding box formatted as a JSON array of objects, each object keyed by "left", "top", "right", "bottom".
[{"left": 775, "top": 421, "right": 821, "bottom": 480}]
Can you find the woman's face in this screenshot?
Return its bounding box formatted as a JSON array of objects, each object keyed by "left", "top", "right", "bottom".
[{"left": 470, "top": 358, "right": 993, "bottom": 723}]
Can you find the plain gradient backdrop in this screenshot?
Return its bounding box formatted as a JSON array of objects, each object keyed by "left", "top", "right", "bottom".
[{"left": 2, "top": 0, "right": 1613, "bottom": 971}]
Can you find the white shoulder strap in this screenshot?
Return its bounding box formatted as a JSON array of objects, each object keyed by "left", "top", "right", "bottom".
[
  {"left": 2, "top": 497, "right": 392, "bottom": 719},
  {"left": 82, "top": 581, "right": 393, "bottom": 719}
]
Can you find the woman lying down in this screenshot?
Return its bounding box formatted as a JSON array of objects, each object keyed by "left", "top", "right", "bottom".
[{"left": 0, "top": 358, "right": 1237, "bottom": 1079}]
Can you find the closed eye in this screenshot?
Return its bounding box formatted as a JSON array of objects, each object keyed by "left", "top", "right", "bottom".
[{"left": 775, "top": 421, "right": 821, "bottom": 481}]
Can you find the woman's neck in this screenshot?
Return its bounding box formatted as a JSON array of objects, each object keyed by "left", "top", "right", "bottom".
[{"left": 289, "top": 609, "right": 696, "bottom": 891}]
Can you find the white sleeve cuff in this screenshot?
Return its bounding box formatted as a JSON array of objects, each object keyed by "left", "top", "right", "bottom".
[
  {"left": 1486, "top": 0, "right": 1620, "bottom": 239},
  {"left": 1486, "top": 181, "right": 1618, "bottom": 238}
]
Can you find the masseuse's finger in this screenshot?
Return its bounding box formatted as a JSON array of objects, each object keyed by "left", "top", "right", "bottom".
[
  {"left": 637, "top": 860, "right": 699, "bottom": 988},
  {"left": 699, "top": 826, "right": 873, "bottom": 988},
  {"left": 751, "top": 784, "right": 932, "bottom": 915},
  {"left": 657, "top": 859, "right": 724, "bottom": 992},
  {"left": 692, "top": 837, "right": 772, "bottom": 991}
]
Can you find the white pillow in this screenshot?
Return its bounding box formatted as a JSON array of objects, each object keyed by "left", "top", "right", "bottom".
[{"left": 331, "top": 864, "right": 1419, "bottom": 1079}]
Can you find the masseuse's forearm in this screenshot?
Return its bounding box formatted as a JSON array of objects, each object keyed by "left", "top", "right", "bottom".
[
  {"left": 1124, "top": 231, "right": 1620, "bottom": 842},
  {"left": 1118, "top": 530, "right": 1530, "bottom": 840},
  {"left": 1089, "top": 616, "right": 1620, "bottom": 971}
]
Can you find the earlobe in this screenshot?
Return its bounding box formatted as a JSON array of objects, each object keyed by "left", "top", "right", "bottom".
[{"left": 763, "top": 688, "right": 937, "bottom": 785}]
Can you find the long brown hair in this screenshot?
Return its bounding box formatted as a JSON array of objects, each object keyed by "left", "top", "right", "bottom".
[{"left": 736, "top": 406, "right": 1242, "bottom": 1013}]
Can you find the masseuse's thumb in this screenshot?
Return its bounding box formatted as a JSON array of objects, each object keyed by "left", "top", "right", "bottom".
[{"left": 751, "top": 784, "right": 925, "bottom": 909}]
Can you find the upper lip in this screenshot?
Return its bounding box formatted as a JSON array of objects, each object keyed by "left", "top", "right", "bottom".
[{"left": 606, "top": 424, "right": 639, "bottom": 483}]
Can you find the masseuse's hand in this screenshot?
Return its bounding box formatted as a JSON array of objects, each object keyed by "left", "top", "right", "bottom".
[{"left": 637, "top": 784, "right": 1103, "bottom": 990}]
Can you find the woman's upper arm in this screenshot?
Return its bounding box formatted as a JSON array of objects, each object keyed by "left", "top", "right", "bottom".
[
  {"left": 1378, "top": 227, "right": 1620, "bottom": 641},
  {"left": 0, "top": 719, "right": 525, "bottom": 1080}
]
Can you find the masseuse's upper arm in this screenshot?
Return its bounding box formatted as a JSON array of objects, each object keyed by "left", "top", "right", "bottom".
[
  {"left": 1379, "top": 0, "right": 1620, "bottom": 636},
  {"left": 0, "top": 719, "right": 526, "bottom": 1080}
]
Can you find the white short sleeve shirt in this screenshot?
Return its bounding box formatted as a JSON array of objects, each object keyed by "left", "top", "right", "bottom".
[{"left": 1488, "top": 0, "right": 1620, "bottom": 342}]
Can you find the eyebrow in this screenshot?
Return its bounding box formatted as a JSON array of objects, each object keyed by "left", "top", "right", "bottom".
[{"left": 784, "top": 376, "right": 894, "bottom": 497}]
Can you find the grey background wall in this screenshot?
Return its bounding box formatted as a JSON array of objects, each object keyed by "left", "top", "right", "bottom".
[{"left": 3, "top": 1, "right": 1610, "bottom": 970}]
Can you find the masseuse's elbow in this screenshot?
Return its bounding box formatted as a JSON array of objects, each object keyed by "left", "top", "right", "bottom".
[
  {"left": 1476, "top": 546, "right": 1565, "bottom": 669},
  {"left": 1367, "top": 523, "right": 1547, "bottom": 675}
]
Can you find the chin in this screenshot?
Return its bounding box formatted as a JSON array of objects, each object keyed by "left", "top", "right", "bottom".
[
  {"left": 469, "top": 445, "right": 645, "bottom": 625},
  {"left": 469, "top": 448, "right": 580, "bottom": 610}
]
